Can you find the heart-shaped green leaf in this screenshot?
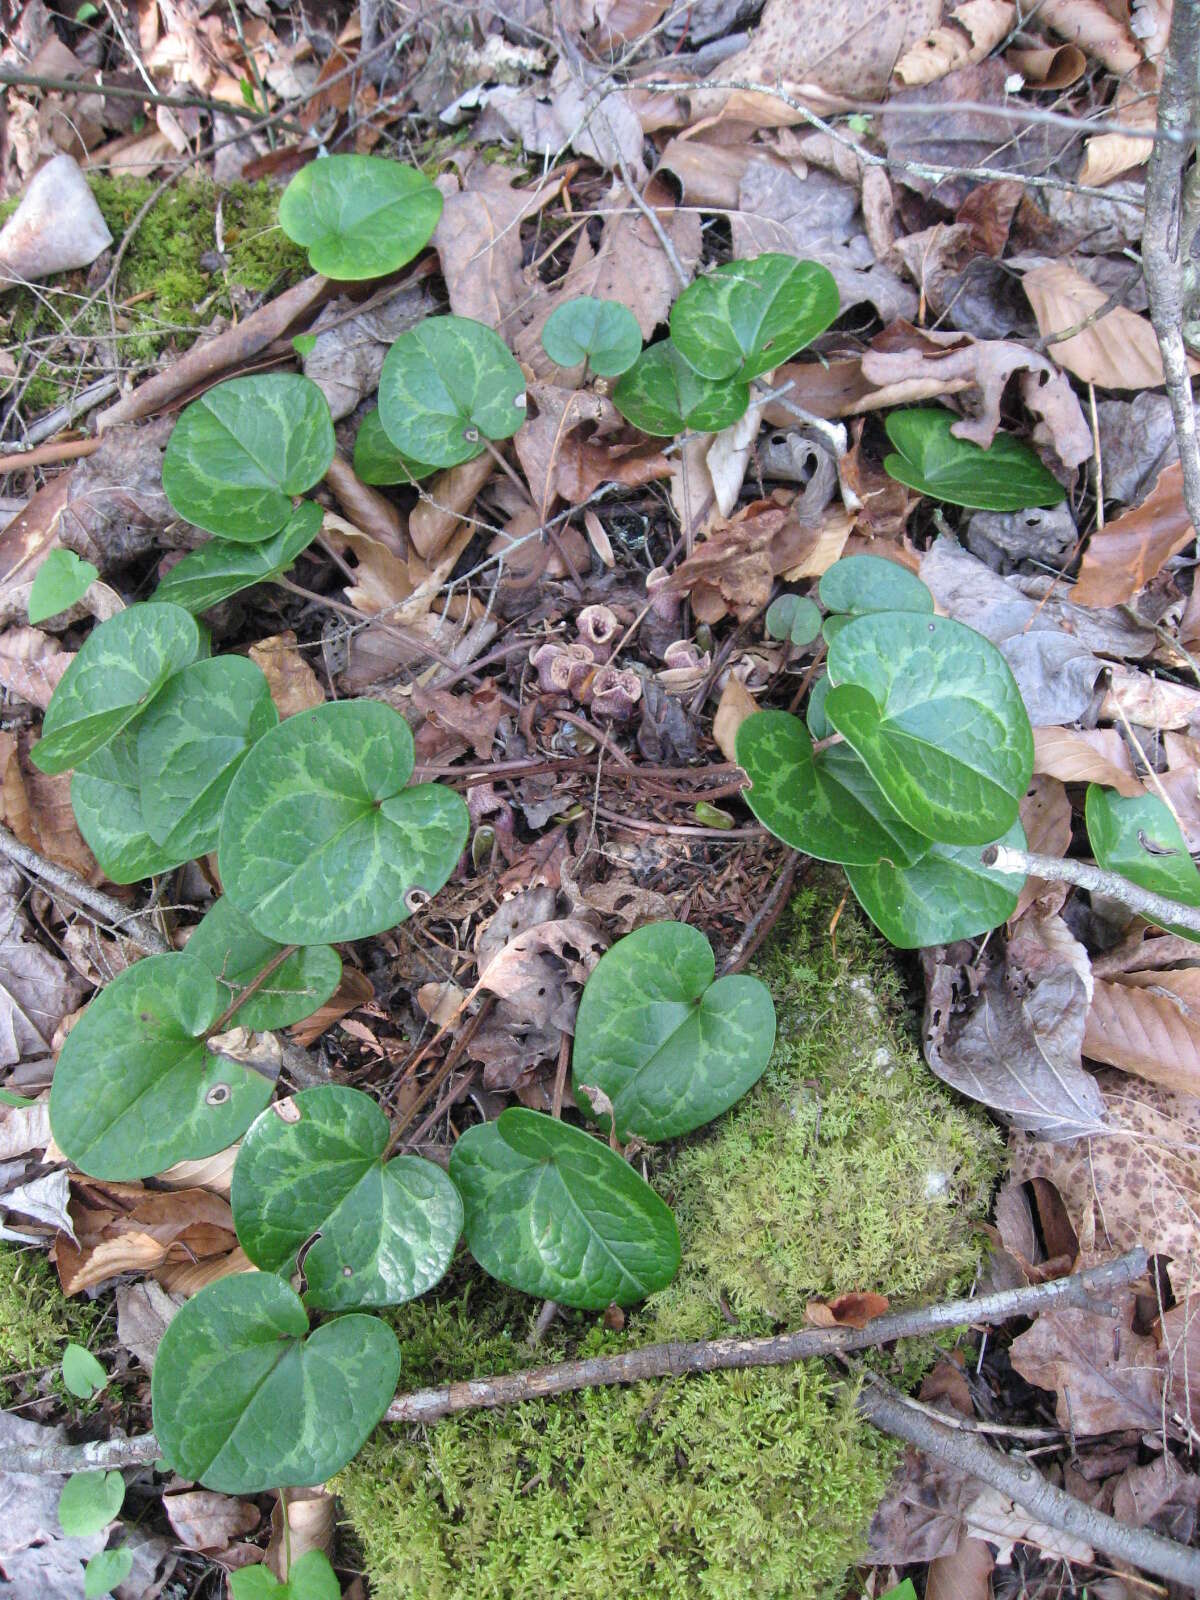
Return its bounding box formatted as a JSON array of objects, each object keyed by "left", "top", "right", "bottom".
[
  {"left": 736, "top": 709, "right": 929, "bottom": 866},
  {"left": 232, "top": 1086, "right": 463, "bottom": 1309},
  {"left": 669, "top": 254, "right": 839, "bottom": 383},
  {"left": 278, "top": 155, "right": 443, "bottom": 280},
  {"left": 71, "top": 731, "right": 192, "bottom": 884},
  {"left": 612, "top": 340, "right": 749, "bottom": 436},
  {"left": 231, "top": 1553, "right": 341, "bottom": 1600},
  {"left": 162, "top": 374, "right": 335, "bottom": 541},
  {"left": 154, "top": 502, "right": 324, "bottom": 613},
  {"left": 62, "top": 1343, "right": 108, "bottom": 1399},
  {"left": 58, "top": 1471, "right": 125, "bottom": 1537},
  {"left": 151, "top": 1272, "right": 400, "bottom": 1493},
  {"left": 1085, "top": 785, "right": 1200, "bottom": 941},
  {"left": 378, "top": 315, "right": 527, "bottom": 469},
  {"left": 352, "top": 408, "right": 436, "bottom": 486},
  {"left": 186, "top": 897, "right": 342, "bottom": 1030},
  {"left": 826, "top": 612, "right": 1033, "bottom": 845},
  {"left": 883, "top": 407, "right": 1065, "bottom": 511},
  {"left": 449, "top": 1108, "right": 680, "bottom": 1308},
  {"left": 135, "top": 656, "right": 277, "bottom": 860},
  {"left": 49, "top": 953, "right": 275, "bottom": 1179},
  {"left": 31, "top": 602, "right": 200, "bottom": 775},
  {"left": 765, "top": 592, "right": 822, "bottom": 646},
  {"left": 540, "top": 296, "right": 642, "bottom": 377},
  {"left": 28, "top": 550, "right": 98, "bottom": 625},
  {"left": 818, "top": 554, "right": 934, "bottom": 617},
  {"left": 84, "top": 1548, "right": 133, "bottom": 1598},
  {"left": 571, "top": 923, "right": 775, "bottom": 1142},
  {"left": 845, "top": 819, "right": 1027, "bottom": 948},
  {"left": 219, "top": 700, "right": 469, "bottom": 944}
]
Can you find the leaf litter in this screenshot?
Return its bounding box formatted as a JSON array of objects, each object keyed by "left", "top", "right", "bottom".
[{"left": 4, "top": 0, "right": 1200, "bottom": 1591}]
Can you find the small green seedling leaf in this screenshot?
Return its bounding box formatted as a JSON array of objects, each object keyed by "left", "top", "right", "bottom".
[
  {"left": 135, "top": 656, "right": 277, "bottom": 860},
  {"left": 880, "top": 1584, "right": 919, "bottom": 1600},
  {"left": 818, "top": 554, "right": 934, "bottom": 617},
  {"left": 764, "top": 592, "right": 822, "bottom": 646},
  {"left": 31, "top": 602, "right": 200, "bottom": 775},
  {"left": 1085, "top": 785, "right": 1200, "bottom": 941},
  {"left": 187, "top": 897, "right": 342, "bottom": 1031},
  {"left": 378, "top": 314, "right": 526, "bottom": 469},
  {"left": 83, "top": 1547, "right": 134, "bottom": 1598},
  {"left": 219, "top": 700, "right": 469, "bottom": 944},
  {"left": 572, "top": 923, "right": 775, "bottom": 1142},
  {"left": 669, "top": 254, "right": 839, "bottom": 382},
  {"left": 231, "top": 1551, "right": 341, "bottom": 1600},
  {"left": 232, "top": 1085, "right": 463, "bottom": 1309},
  {"left": 883, "top": 407, "right": 1066, "bottom": 511},
  {"left": 291, "top": 333, "right": 317, "bottom": 358},
  {"left": 450, "top": 1108, "right": 680, "bottom": 1308},
  {"left": 0, "top": 1088, "right": 35, "bottom": 1106},
  {"left": 278, "top": 155, "right": 443, "bottom": 281},
  {"left": 540, "top": 296, "right": 642, "bottom": 376},
  {"left": 826, "top": 612, "right": 1034, "bottom": 845},
  {"left": 28, "top": 550, "right": 98, "bottom": 624},
  {"left": 736, "top": 710, "right": 928, "bottom": 867},
  {"left": 806, "top": 674, "right": 833, "bottom": 739},
  {"left": 62, "top": 1344, "right": 108, "bottom": 1399},
  {"left": 846, "top": 819, "right": 1027, "bottom": 948},
  {"left": 49, "top": 953, "right": 274, "bottom": 1179},
  {"left": 353, "top": 408, "right": 436, "bottom": 486},
  {"left": 162, "top": 374, "right": 335, "bottom": 541},
  {"left": 151, "top": 1272, "right": 400, "bottom": 1493},
  {"left": 58, "top": 1471, "right": 125, "bottom": 1537},
  {"left": 72, "top": 731, "right": 192, "bottom": 884},
  {"left": 612, "top": 340, "right": 749, "bottom": 436},
  {"left": 154, "top": 502, "right": 324, "bottom": 613}
]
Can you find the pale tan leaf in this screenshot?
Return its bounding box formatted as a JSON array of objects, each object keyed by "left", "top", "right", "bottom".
[
  {"left": 894, "top": 0, "right": 1016, "bottom": 88},
  {"left": 926, "top": 1535, "right": 995, "bottom": 1600},
  {"left": 963, "top": 1485, "right": 1095, "bottom": 1564},
  {"left": 268, "top": 1487, "right": 334, "bottom": 1581},
  {"left": 157, "top": 1245, "right": 256, "bottom": 1295},
  {"left": 321, "top": 511, "right": 412, "bottom": 615},
  {"left": 713, "top": 675, "right": 758, "bottom": 764},
  {"left": 288, "top": 966, "right": 374, "bottom": 1050},
  {"left": 165, "top": 1490, "right": 260, "bottom": 1554},
  {"left": 249, "top": 631, "right": 324, "bottom": 718},
  {"left": 1032, "top": 726, "right": 1143, "bottom": 796},
  {"left": 0, "top": 1097, "right": 49, "bottom": 1160},
  {"left": 1036, "top": 0, "right": 1143, "bottom": 73},
  {"left": 778, "top": 510, "right": 854, "bottom": 579},
  {"left": 408, "top": 456, "right": 494, "bottom": 564},
  {"left": 1101, "top": 659, "right": 1200, "bottom": 729},
  {"left": 1014, "top": 775, "right": 1071, "bottom": 920},
  {"left": 1004, "top": 43, "right": 1086, "bottom": 87},
  {"left": 0, "top": 626, "right": 71, "bottom": 710},
  {"left": 158, "top": 1146, "right": 239, "bottom": 1196},
  {"left": 1084, "top": 975, "right": 1200, "bottom": 1094},
  {"left": 1023, "top": 261, "right": 1199, "bottom": 390},
  {"left": 432, "top": 163, "right": 562, "bottom": 332}
]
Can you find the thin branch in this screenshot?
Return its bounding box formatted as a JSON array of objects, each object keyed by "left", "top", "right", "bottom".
[
  {"left": 0, "top": 70, "right": 303, "bottom": 129},
  {"left": 858, "top": 1378, "right": 1200, "bottom": 1591},
  {"left": 0, "top": 826, "right": 169, "bottom": 954},
  {"left": 1143, "top": 0, "right": 1200, "bottom": 547},
  {"left": 982, "top": 844, "right": 1200, "bottom": 935},
  {"left": 5, "top": 1251, "right": 1146, "bottom": 1476}
]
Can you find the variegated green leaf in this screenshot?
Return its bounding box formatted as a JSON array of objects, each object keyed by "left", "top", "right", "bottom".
[
  {"left": 71, "top": 731, "right": 191, "bottom": 884},
  {"left": 162, "top": 374, "right": 335, "bottom": 542},
  {"left": 612, "top": 340, "right": 748, "bottom": 436},
  {"left": 541, "top": 296, "right": 642, "bottom": 376},
  {"left": 352, "top": 408, "right": 435, "bottom": 486},
  {"left": 186, "top": 897, "right": 342, "bottom": 1031},
  {"left": 449, "top": 1109, "right": 680, "bottom": 1308},
  {"left": 669, "top": 254, "right": 839, "bottom": 382},
  {"left": 377, "top": 315, "right": 526, "bottom": 469},
  {"left": 151, "top": 1272, "right": 399, "bottom": 1493},
  {"left": 1085, "top": 785, "right": 1200, "bottom": 941},
  {"left": 846, "top": 819, "right": 1027, "bottom": 948},
  {"left": 218, "top": 701, "right": 469, "bottom": 944},
  {"left": 278, "top": 155, "right": 443, "bottom": 280},
  {"left": 818, "top": 554, "right": 933, "bottom": 618},
  {"left": 136, "top": 656, "right": 277, "bottom": 859},
  {"left": 31, "top": 602, "right": 200, "bottom": 775},
  {"left": 49, "top": 953, "right": 274, "bottom": 1179},
  {"left": 154, "top": 502, "right": 323, "bottom": 613},
  {"left": 572, "top": 923, "right": 775, "bottom": 1141},
  {"left": 232, "top": 1086, "right": 462, "bottom": 1309}
]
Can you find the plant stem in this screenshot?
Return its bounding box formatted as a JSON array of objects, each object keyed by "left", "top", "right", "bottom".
[
  {"left": 0, "top": 826, "right": 170, "bottom": 954},
  {"left": 206, "top": 943, "right": 298, "bottom": 1035},
  {"left": 982, "top": 843, "right": 1200, "bottom": 934}
]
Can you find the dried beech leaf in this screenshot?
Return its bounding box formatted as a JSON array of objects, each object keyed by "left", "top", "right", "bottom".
[
  {"left": 1032, "top": 726, "right": 1144, "bottom": 797},
  {"left": 895, "top": 0, "right": 1017, "bottom": 89},
  {"left": 1084, "top": 974, "right": 1200, "bottom": 1095},
  {"left": 248, "top": 631, "right": 324, "bottom": 718},
  {"left": 1071, "top": 462, "right": 1192, "bottom": 608},
  {"left": 1023, "top": 262, "right": 1196, "bottom": 390}
]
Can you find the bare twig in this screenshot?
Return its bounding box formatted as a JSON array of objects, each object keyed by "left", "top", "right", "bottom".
[
  {"left": 1143, "top": 0, "right": 1200, "bottom": 542},
  {"left": 7, "top": 1251, "right": 1146, "bottom": 1476},
  {"left": 0, "top": 70, "right": 304, "bottom": 129},
  {"left": 0, "top": 826, "right": 169, "bottom": 954},
  {"left": 858, "top": 1378, "right": 1200, "bottom": 1591},
  {"left": 718, "top": 852, "right": 801, "bottom": 975},
  {"left": 982, "top": 843, "right": 1200, "bottom": 934}
]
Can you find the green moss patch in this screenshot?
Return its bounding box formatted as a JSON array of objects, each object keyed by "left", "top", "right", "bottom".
[
  {"left": 0, "top": 1244, "right": 100, "bottom": 1384},
  {"left": 338, "top": 884, "right": 1002, "bottom": 1600}
]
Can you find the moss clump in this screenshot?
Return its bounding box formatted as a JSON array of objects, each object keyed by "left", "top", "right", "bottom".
[
  {"left": 0, "top": 1245, "right": 100, "bottom": 1382},
  {"left": 2, "top": 176, "right": 306, "bottom": 422},
  {"left": 338, "top": 885, "right": 1002, "bottom": 1600}
]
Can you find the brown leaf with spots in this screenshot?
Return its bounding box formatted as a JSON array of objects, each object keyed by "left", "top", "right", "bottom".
[
  {"left": 1009, "top": 1069, "right": 1200, "bottom": 1269},
  {"left": 249, "top": 631, "right": 324, "bottom": 718},
  {"left": 1009, "top": 1294, "right": 1163, "bottom": 1434},
  {"left": 1071, "top": 462, "right": 1192, "bottom": 608}
]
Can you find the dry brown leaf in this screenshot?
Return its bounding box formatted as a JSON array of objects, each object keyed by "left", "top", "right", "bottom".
[
  {"left": 321, "top": 511, "right": 412, "bottom": 615},
  {"left": 1078, "top": 77, "right": 1158, "bottom": 186},
  {"left": 1009, "top": 1069, "right": 1200, "bottom": 1268},
  {"left": 514, "top": 385, "right": 620, "bottom": 521},
  {"left": 1071, "top": 462, "right": 1191, "bottom": 609},
  {"left": 712, "top": 675, "right": 758, "bottom": 764},
  {"left": 657, "top": 503, "right": 812, "bottom": 622},
  {"left": 1101, "top": 660, "right": 1200, "bottom": 730},
  {"left": 412, "top": 682, "right": 505, "bottom": 762},
  {"left": 557, "top": 435, "right": 671, "bottom": 504},
  {"left": 1013, "top": 775, "right": 1071, "bottom": 920},
  {"left": 433, "top": 162, "right": 562, "bottom": 333},
  {"left": 289, "top": 966, "right": 374, "bottom": 1050},
  {"left": 961, "top": 1486, "right": 1095, "bottom": 1565},
  {"left": 1159, "top": 1295, "right": 1200, "bottom": 1432},
  {"left": 1036, "top": 0, "right": 1143, "bottom": 73},
  {"left": 165, "top": 1490, "right": 260, "bottom": 1554},
  {"left": 268, "top": 1487, "right": 335, "bottom": 1581},
  {"left": 157, "top": 1245, "right": 256, "bottom": 1295},
  {"left": 1023, "top": 261, "right": 1197, "bottom": 390},
  {"left": 54, "top": 1180, "right": 238, "bottom": 1295},
  {"left": 476, "top": 909, "right": 607, "bottom": 1029},
  {"left": 0, "top": 861, "right": 87, "bottom": 1068},
  {"left": 1032, "top": 726, "right": 1143, "bottom": 797},
  {"left": 249, "top": 631, "right": 324, "bottom": 718},
  {"left": 0, "top": 626, "right": 71, "bottom": 710},
  {"left": 1084, "top": 974, "right": 1200, "bottom": 1095},
  {"left": 805, "top": 1290, "right": 890, "bottom": 1327},
  {"left": 926, "top": 1536, "right": 995, "bottom": 1600},
  {"left": 408, "top": 456, "right": 494, "bottom": 564},
  {"left": 0, "top": 728, "right": 96, "bottom": 882},
  {"left": 778, "top": 510, "right": 855, "bottom": 578},
  {"left": 0, "top": 1097, "right": 50, "bottom": 1160},
  {"left": 116, "top": 1279, "right": 182, "bottom": 1371},
  {"left": 1005, "top": 43, "right": 1086, "bottom": 87},
  {"left": 322, "top": 456, "right": 407, "bottom": 551},
  {"left": 158, "top": 1146, "right": 239, "bottom": 1197},
  {"left": 1009, "top": 1296, "right": 1163, "bottom": 1433},
  {"left": 894, "top": 0, "right": 1015, "bottom": 87}
]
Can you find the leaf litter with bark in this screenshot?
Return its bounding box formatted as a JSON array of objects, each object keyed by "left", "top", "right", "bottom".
[{"left": 5, "top": 0, "right": 1200, "bottom": 1592}]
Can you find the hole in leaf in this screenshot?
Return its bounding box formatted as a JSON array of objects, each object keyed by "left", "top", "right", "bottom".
[{"left": 206, "top": 1084, "right": 232, "bottom": 1106}]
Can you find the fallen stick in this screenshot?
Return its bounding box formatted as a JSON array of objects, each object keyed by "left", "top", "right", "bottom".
[
  {"left": 982, "top": 844, "right": 1200, "bottom": 935},
  {"left": 0, "top": 825, "right": 169, "bottom": 954}
]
